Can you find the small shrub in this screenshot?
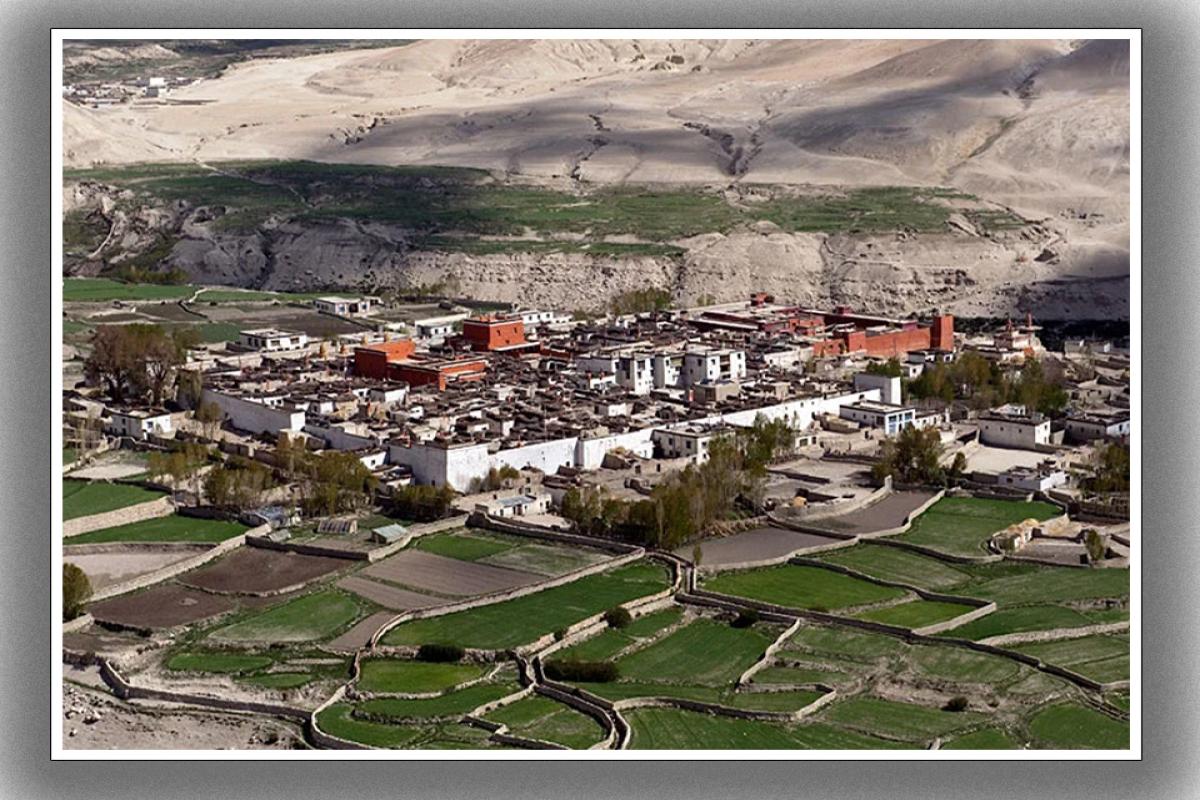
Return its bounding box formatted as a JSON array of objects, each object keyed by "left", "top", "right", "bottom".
[
  {"left": 416, "top": 643, "right": 465, "bottom": 663},
  {"left": 945, "top": 696, "right": 970, "bottom": 712},
  {"left": 553, "top": 628, "right": 567, "bottom": 642},
  {"left": 731, "top": 609, "right": 760, "bottom": 629},
  {"left": 604, "top": 607, "right": 633, "bottom": 629},
  {"left": 63, "top": 562, "right": 92, "bottom": 621},
  {"left": 544, "top": 659, "right": 619, "bottom": 683}
]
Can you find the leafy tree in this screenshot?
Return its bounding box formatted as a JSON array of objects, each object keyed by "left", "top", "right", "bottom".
[
  {"left": 84, "top": 325, "right": 144, "bottom": 402},
  {"left": 388, "top": 484, "right": 457, "bottom": 522},
  {"left": 203, "top": 457, "right": 274, "bottom": 512},
  {"left": 691, "top": 543, "right": 703, "bottom": 568},
  {"left": 610, "top": 287, "right": 672, "bottom": 315},
  {"left": 1084, "top": 443, "right": 1130, "bottom": 494},
  {"left": 872, "top": 425, "right": 945, "bottom": 486},
  {"left": 1083, "top": 528, "right": 1110, "bottom": 563},
  {"left": 947, "top": 451, "right": 968, "bottom": 481},
  {"left": 603, "top": 607, "right": 632, "bottom": 629},
  {"left": 176, "top": 368, "right": 204, "bottom": 410},
  {"left": 63, "top": 562, "right": 92, "bottom": 621},
  {"left": 84, "top": 324, "right": 193, "bottom": 405},
  {"left": 299, "top": 451, "right": 377, "bottom": 517},
  {"left": 865, "top": 357, "right": 903, "bottom": 378},
  {"left": 195, "top": 401, "right": 223, "bottom": 438},
  {"left": 147, "top": 442, "right": 210, "bottom": 501}
]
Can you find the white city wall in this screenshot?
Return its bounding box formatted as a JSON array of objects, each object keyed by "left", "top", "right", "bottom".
[
  {"left": 201, "top": 389, "right": 306, "bottom": 435},
  {"left": 386, "top": 389, "right": 879, "bottom": 491}
]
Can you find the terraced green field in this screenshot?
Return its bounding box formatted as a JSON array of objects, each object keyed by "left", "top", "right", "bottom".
[
  {"left": 854, "top": 599, "right": 975, "bottom": 629},
  {"left": 941, "top": 605, "right": 1105, "bottom": 641},
  {"left": 941, "top": 727, "right": 1021, "bottom": 749},
  {"left": 783, "top": 624, "right": 906, "bottom": 663},
  {"left": 908, "top": 646, "right": 1023, "bottom": 684},
  {"left": 816, "top": 546, "right": 972, "bottom": 589},
  {"left": 357, "top": 659, "right": 487, "bottom": 695},
  {"left": 702, "top": 564, "right": 907, "bottom": 611},
  {"left": 1012, "top": 635, "right": 1130, "bottom": 684},
  {"left": 63, "top": 479, "right": 166, "bottom": 521},
  {"left": 955, "top": 563, "right": 1129, "bottom": 608},
  {"left": 240, "top": 672, "right": 314, "bottom": 689},
  {"left": 752, "top": 665, "right": 852, "bottom": 687},
  {"left": 380, "top": 561, "right": 670, "bottom": 650},
  {"left": 819, "top": 696, "right": 985, "bottom": 741},
  {"left": 63, "top": 277, "right": 193, "bottom": 303},
  {"left": 614, "top": 618, "right": 775, "bottom": 686},
  {"left": 211, "top": 591, "right": 363, "bottom": 644},
  {"left": 484, "top": 696, "right": 606, "bottom": 749},
  {"left": 414, "top": 530, "right": 518, "bottom": 562},
  {"left": 315, "top": 703, "right": 432, "bottom": 748},
  {"left": 356, "top": 681, "right": 523, "bottom": 721},
  {"left": 625, "top": 708, "right": 913, "bottom": 750},
  {"left": 1027, "top": 704, "right": 1129, "bottom": 749},
  {"left": 66, "top": 514, "right": 247, "bottom": 544},
  {"left": 166, "top": 651, "right": 274, "bottom": 674},
  {"left": 891, "top": 497, "right": 1060, "bottom": 557}
]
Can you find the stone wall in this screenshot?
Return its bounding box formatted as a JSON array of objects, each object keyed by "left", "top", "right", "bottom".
[{"left": 63, "top": 495, "right": 173, "bottom": 537}]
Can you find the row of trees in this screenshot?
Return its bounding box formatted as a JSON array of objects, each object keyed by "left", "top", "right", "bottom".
[
  {"left": 84, "top": 323, "right": 201, "bottom": 405},
  {"left": 561, "top": 415, "right": 796, "bottom": 551},
  {"left": 906, "top": 353, "right": 1068, "bottom": 416}
]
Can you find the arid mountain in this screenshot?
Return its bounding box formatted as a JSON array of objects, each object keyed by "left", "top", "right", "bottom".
[{"left": 62, "top": 38, "right": 1130, "bottom": 319}]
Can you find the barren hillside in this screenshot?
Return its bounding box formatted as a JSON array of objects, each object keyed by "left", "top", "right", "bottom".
[{"left": 61, "top": 38, "right": 1130, "bottom": 319}]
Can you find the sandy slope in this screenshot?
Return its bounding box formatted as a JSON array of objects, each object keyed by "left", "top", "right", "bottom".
[{"left": 62, "top": 39, "right": 1130, "bottom": 317}]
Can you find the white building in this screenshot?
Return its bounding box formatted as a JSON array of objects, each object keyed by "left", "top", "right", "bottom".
[
  {"left": 1065, "top": 413, "right": 1131, "bottom": 443},
  {"left": 682, "top": 348, "right": 747, "bottom": 386},
  {"left": 616, "top": 352, "right": 655, "bottom": 395},
  {"left": 853, "top": 372, "right": 902, "bottom": 405},
  {"left": 652, "top": 353, "right": 684, "bottom": 389},
  {"left": 839, "top": 401, "right": 918, "bottom": 436},
  {"left": 414, "top": 314, "right": 466, "bottom": 340},
  {"left": 515, "top": 309, "right": 572, "bottom": 329},
  {"left": 314, "top": 296, "right": 372, "bottom": 317},
  {"left": 996, "top": 467, "right": 1068, "bottom": 492},
  {"left": 474, "top": 492, "right": 552, "bottom": 518},
  {"left": 652, "top": 425, "right": 728, "bottom": 463},
  {"left": 238, "top": 328, "right": 308, "bottom": 352},
  {"left": 107, "top": 409, "right": 173, "bottom": 440},
  {"left": 978, "top": 410, "right": 1051, "bottom": 448}
]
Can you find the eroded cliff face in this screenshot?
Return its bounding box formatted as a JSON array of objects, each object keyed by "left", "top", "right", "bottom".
[{"left": 64, "top": 180, "right": 1127, "bottom": 321}]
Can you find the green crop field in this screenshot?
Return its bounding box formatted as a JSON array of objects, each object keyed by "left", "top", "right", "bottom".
[
  {"left": 624, "top": 607, "right": 683, "bottom": 637},
  {"left": 484, "top": 696, "right": 606, "bottom": 749},
  {"left": 1012, "top": 635, "right": 1130, "bottom": 683},
  {"left": 555, "top": 628, "right": 637, "bottom": 662},
  {"left": 63, "top": 277, "right": 195, "bottom": 303},
  {"left": 614, "top": 618, "right": 775, "bottom": 686},
  {"left": 941, "top": 728, "right": 1020, "bottom": 749},
  {"left": 166, "top": 651, "right": 274, "bottom": 674},
  {"left": 702, "top": 564, "right": 908, "bottom": 612},
  {"left": 239, "top": 672, "right": 314, "bottom": 689},
  {"left": 819, "top": 697, "right": 985, "bottom": 741},
  {"left": 815, "top": 545, "right": 972, "bottom": 589},
  {"left": 356, "top": 681, "right": 522, "bottom": 721},
  {"left": 380, "top": 561, "right": 670, "bottom": 650},
  {"left": 357, "top": 659, "right": 487, "bottom": 695},
  {"left": 724, "top": 690, "right": 826, "bottom": 713},
  {"left": 1027, "top": 704, "right": 1129, "bottom": 749},
  {"left": 414, "top": 530, "right": 518, "bottom": 562},
  {"left": 212, "top": 591, "right": 362, "bottom": 644},
  {"left": 908, "top": 646, "right": 1023, "bottom": 684},
  {"left": 939, "top": 605, "right": 1102, "bottom": 641},
  {"left": 625, "top": 707, "right": 913, "bottom": 750},
  {"left": 955, "top": 563, "right": 1129, "bottom": 608},
  {"left": 854, "top": 599, "right": 976, "bottom": 629},
  {"left": 892, "top": 497, "right": 1060, "bottom": 557},
  {"left": 66, "top": 514, "right": 247, "bottom": 544},
  {"left": 784, "top": 624, "right": 906, "bottom": 662},
  {"left": 574, "top": 682, "right": 725, "bottom": 704},
  {"left": 63, "top": 479, "right": 166, "bottom": 520},
  {"left": 315, "top": 703, "right": 431, "bottom": 749}
]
